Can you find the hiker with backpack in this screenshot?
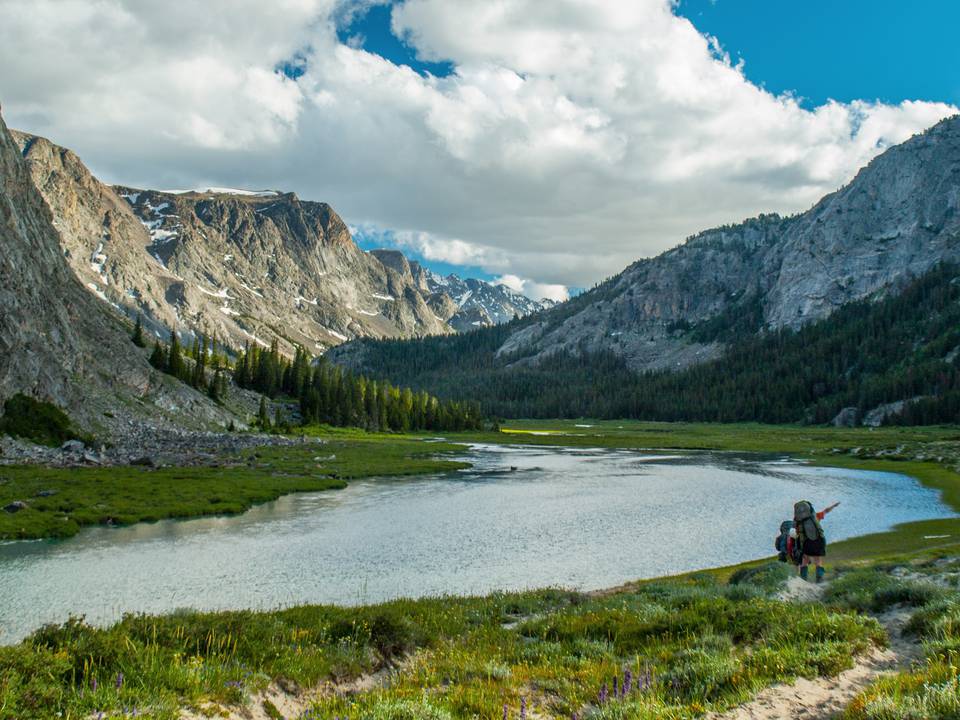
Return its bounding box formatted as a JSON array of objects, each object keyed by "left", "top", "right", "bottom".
[{"left": 794, "top": 500, "right": 839, "bottom": 583}]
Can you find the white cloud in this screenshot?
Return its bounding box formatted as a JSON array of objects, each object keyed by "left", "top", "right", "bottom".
[
  {"left": 0, "top": 0, "right": 955, "bottom": 291},
  {"left": 495, "top": 274, "right": 569, "bottom": 303}
]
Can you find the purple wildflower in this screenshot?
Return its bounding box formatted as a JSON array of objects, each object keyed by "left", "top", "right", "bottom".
[
  {"left": 623, "top": 668, "right": 633, "bottom": 695},
  {"left": 90, "top": 677, "right": 97, "bottom": 692},
  {"left": 116, "top": 672, "right": 124, "bottom": 689},
  {"left": 612, "top": 675, "right": 619, "bottom": 698},
  {"left": 598, "top": 682, "right": 608, "bottom": 705},
  {"left": 503, "top": 704, "right": 509, "bottom": 720},
  {"left": 520, "top": 697, "right": 527, "bottom": 720}
]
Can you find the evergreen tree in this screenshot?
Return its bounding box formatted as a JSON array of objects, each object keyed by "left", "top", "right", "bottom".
[
  {"left": 148, "top": 340, "right": 166, "bottom": 370},
  {"left": 258, "top": 395, "right": 270, "bottom": 429},
  {"left": 132, "top": 314, "right": 146, "bottom": 347},
  {"left": 167, "top": 331, "right": 185, "bottom": 381}
]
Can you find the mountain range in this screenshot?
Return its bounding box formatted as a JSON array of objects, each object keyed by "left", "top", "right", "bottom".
[
  {"left": 2, "top": 105, "right": 959, "bottom": 432},
  {"left": 11, "top": 130, "right": 551, "bottom": 358},
  {"left": 329, "top": 113, "right": 960, "bottom": 425},
  {"left": 0, "top": 108, "right": 236, "bottom": 432}
]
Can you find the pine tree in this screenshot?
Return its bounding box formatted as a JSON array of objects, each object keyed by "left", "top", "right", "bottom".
[
  {"left": 148, "top": 340, "right": 166, "bottom": 370},
  {"left": 167, "top": 331, "right": 184, "bottom": 380},
  {"left": 258, "top": 395, "right": 270, "bottom": 429},
  {"left": 132, "top": 314, "right": 146, "bottom": 347}
]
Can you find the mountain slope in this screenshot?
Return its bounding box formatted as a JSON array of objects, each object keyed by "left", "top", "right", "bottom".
[
  {"left": 13, "top": 131, "right": 548, "bottom": 357},
  {"left": 485, "top": 114, "right": 960, "bottom": 371},
  {"left": 329, "top": 115, "right": 960, "bottom": 425},
  {"left": 0, "top": 109, "right": 230, "bottom": 432}
]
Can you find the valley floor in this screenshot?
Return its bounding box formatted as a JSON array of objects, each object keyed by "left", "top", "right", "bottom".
[{"left": 2, "top": 421, "right": 960, "bottom": 719}]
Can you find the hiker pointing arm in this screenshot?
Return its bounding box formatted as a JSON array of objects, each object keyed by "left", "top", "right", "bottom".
[{"left": 817, "top": 502, "right": 840, "bottom": 520}]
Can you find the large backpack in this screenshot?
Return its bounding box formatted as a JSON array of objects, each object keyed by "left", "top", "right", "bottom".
[
  {"left": 794, "top": 500, "right": 824, "bottom": 543},
  {"left": 774, "top": 520, "right": 793, "bottom": 562},
  {"left": 774, "top": 520, "right": 802, "bottom": 564}
]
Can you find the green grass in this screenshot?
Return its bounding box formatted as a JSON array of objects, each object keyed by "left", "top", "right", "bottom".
[
  {"left": 831, "top": 556, "right": 960, "bottom": 720},
  {"left": 0, "top": 436, "right": 468, "bottom": 540},
  {"left": 0, "top": 568, "right": 884, "bottom": 720},
  {"left": 4, "top": 419, "right": 960, "bottom": 717}
]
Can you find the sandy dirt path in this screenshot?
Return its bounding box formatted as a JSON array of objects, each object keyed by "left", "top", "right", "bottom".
[{"left": 710, "top": 579, "right": 920, "bottom": 720}]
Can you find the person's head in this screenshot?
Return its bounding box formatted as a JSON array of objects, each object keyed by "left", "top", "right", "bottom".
[{"left": 789, "top": 528, "right": 797, "bottom": 538}]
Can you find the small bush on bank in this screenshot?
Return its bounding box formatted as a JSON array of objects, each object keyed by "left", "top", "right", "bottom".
[{"left": 0, "top": 393, "right": 90, "bottom": 447}]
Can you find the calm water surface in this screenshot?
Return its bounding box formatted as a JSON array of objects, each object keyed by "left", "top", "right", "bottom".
[{"left": 0, "top": 443, "right": 954, "bottom": 643}]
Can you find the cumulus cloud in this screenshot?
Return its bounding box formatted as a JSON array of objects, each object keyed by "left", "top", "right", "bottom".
[
  {"left": 495, "top": 274, "right": 569, "bottom": 303},
  {"left": 0, "top": 0, "right": 955, "bottom": 295}
]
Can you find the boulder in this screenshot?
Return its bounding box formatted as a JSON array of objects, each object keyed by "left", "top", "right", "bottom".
[
  {"left": 832, "top": 407, "right": 859, "bottom": 427},
  {"left": 61, "top": 439, "right": 85, "bottom": 453},
  {"left": 3, "top": 500, "right": 28, "bottom": 513},
  {"left": 863, "top": 397, "right": 925, "bottom": 427}
]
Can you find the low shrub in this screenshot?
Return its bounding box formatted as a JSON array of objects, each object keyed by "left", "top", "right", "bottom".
[
  {"left": 728, "top": 562, "right": 790, "bottom": 593},
  {"left": 0, "top": 394, "right": 89, "bottom": 447}
]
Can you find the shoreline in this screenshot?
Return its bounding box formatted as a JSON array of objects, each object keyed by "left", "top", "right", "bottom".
[{"left": 2, "top": 431, "right": 957, "bottom": 646}]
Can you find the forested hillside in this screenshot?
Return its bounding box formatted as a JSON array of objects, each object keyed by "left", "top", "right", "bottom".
[{"left": 334, "top": 265, "right": 960, "bottom": 425}]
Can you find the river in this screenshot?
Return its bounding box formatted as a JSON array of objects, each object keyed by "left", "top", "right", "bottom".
[{"left": 0, "top": 443, "right": 953, "bottom": 643}]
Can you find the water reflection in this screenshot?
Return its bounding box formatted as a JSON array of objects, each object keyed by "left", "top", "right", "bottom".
[{"left": 0, "top": 444, "right": 953, "bottom": 643}]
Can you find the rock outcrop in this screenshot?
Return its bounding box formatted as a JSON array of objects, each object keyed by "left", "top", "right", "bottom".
[
  {"left": 494, "top": 114, "right": 960, "bottom": 371},
  {"left": 0, "top": 109, "right": 234, "bottom": 433},
  {"left": 14, "top": 131, "right": 549, "bottom": 359}
]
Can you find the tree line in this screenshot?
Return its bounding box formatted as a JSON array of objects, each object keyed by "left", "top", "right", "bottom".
[
  {"left": 234, "top": 340, "right": 482, "bottom": 432},
  {"left": 339, "top": 264, "right": 960, "bottom": 426},
  {"left": 146, "top": 328, "right": 230, "bottom": 402}
]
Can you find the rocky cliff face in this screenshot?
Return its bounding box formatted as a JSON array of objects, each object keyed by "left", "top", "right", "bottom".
[
  {"left": 0, "top": 110, "right": 231, "bottom": 432},
  {"left": 497, "top": 114, "right": 960, "bottom": 371},
  {"left": 14, "top": 131, "right": 549, "bottom": 358}
]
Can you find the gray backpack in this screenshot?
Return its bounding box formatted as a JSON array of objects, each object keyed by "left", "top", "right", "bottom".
[{"left": 794, "top": 500, "right": 823, "bottom": 542}]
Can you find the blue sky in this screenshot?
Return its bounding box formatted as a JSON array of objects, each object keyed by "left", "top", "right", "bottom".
[
  {"left": 675, "top": 0, "right": 960, "bottom": 108},
  {"left": 333, "top": 0, "right": 960, "bottom": 289},
  {"left": 337, "top": 3, "right": 454, "bottom": 77},
  {"left": 342, "top": 0, "right": 960, "bottom": 105},
  {"left": 6, "top": 2, "right": 955, "bottom": 301}
]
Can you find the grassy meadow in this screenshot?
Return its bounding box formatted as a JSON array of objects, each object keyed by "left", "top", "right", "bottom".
[
  {"left": 0, "top": 434, "right": 468, "bottom": 540},
  {"left": 3, "top": 420, "right": 960, "bottom": 718}
]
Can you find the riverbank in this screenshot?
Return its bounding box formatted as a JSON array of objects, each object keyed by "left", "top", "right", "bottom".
[
  {"left": 3, "top": 547, "right": 958, "bottom": 719},
  {"left": 0, "top": 434, "right": 469, "bottom": 539},
  {"left": 4, "top": 420, "right": 960, "bottom": 545}
]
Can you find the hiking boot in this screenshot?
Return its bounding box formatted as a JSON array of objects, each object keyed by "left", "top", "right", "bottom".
[
  {"left": 815, "top": 566, "right": 826, "bottom": 584},
  {"left": 800, "top": 566, "right": 809, "bottom": 581}
]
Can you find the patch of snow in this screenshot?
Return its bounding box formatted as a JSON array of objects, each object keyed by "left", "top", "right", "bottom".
[
  {"left": 197, "top": 285, "right": 232, "bottom": 300},
  {"left": 223, "top": 254, "right": 234, "bottom": 261},
  {"left": 294, "top": 295, "right": 319, "bottom": 307},
  {"left": 202, "top": 187, "right": 279, "bottom": 197},
  {"left": 371, "top": 293, "right": 395, "bottom": 301},
  {"left": 240, "top": 328, "right": 270, "bottom": 348},
  {"left": 357, "top": 309, "right": 378, "bottom": 316},
  {"left": 237, "top": 281, "right": 264, "bottom": 298},
  {"left": 320, "top": 327, "right": 348, "bottom": 342},
  {"left": 120, "top": 192, "right": 140, "bottom": 204},
  {"left": 86, "top": 283, "right": 108, "bottom": 302},
  {"left": 219, "top": 305, "right": 240, "bottom": 317},
  {"left": 456, "top": 290, "right": 473, "bottom": 308}
]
